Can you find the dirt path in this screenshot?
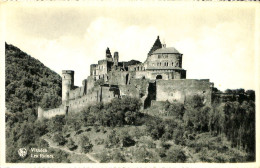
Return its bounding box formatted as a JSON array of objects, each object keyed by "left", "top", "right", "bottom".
[{"left": 42, "top": 137, "right": 99, "bottom": 163}]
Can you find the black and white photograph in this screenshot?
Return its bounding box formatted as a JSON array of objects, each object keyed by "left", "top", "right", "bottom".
[{"left": 0, "top": 2, "right": 258, "bottom": 166}]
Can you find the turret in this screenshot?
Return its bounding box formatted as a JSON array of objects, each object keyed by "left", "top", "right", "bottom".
[
  {"left": 62, "top": 70, "right": 74, "bottom": 104},
  {"left": 106, "top": 47, "right": 113, "bottom": 62},
  {"left": 113, "top": 52, "right": 119, "bottom": 66}
]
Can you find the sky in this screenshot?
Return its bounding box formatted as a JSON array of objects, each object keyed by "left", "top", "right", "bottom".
[{"left": 3, "top": 3, "right": 258, "bottom": 91}]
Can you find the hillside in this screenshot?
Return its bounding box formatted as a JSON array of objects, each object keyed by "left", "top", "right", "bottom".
[
  {"left": 5, "top": 43, "right": 66, "bottom": 163},
  {"left": 5, "top": 42, "right": 62, "bottom": 121}
]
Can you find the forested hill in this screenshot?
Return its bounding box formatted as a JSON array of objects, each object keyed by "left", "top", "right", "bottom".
[{"left": 5, "top": 42, "right": 62, "bottom": 122}]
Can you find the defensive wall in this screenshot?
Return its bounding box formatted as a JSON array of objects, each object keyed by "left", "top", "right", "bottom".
[
  {"left": 38, "top": 106, "right": 66, "bottom": 119},
  {"left": 38, "top": 84, "right": 121, "bottom": 119},
  {"left": 156, "top": 79, "right": 213, "bottom": 105},
  {"left": 38, "top": 36, "right": 214, "bottom": 120}
]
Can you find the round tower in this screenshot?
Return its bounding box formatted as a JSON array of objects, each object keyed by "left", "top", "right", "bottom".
[{"left": 62, "top": 70, "right": 74, "bottom": 104}]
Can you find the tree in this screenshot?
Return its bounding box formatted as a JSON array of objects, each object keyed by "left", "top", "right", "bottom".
[
  {"left": 164, "top": 145, "right": 187, "bottom": 162},
  {"left": 53, "top": 133, "right": 66, "bottom": 146},
  {"left": 183, "top": 95, "right": 210, "bottom": 132},
  {"left": 105, "top": 130, "right": 120, "bottom": 148},
  {"left": 225, "top": 89, "right": 233, "bottom": 94},
  {"left": 67, "top": 138, "right": 77, "bottom": 150},
  {"left": 124, "top": 111, "right": 137, "bottom": 125},
  {"left": 246, "top": 90, "right": 255, "bottom": 101},
  {"left": 47, "top": 115, "right": 65, "bottom": 133},
  {"left": 167, "top": 101, "right": 185, "bottom": 119}
]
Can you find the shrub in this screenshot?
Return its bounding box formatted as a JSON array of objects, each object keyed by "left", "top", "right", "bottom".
[
  {"left": 105, "top": 130, "right": 120, "bottom": 148},
  {"left": 95, "top": 138, "right": 104, "bottom": 145},
  {"left": 99, "top": 149, "right": 111, "bottom": 163},
  {"left": 164, "top": 145, "right": 187, "bottom": 163},
  {"left": 122, "top": 136, "right": 135, "bottom": 147},
  {"left": 52, "top": 133, "right": 66, "bottom": 146},
  {"left": 112, "top": 150, "right": 126, "bottom": 163},
  {"left": 79, "top": 135, "right": 93, "bottom": 153},
  {"left": 66, "top": 138, "right": 77, "bottom": 151}
]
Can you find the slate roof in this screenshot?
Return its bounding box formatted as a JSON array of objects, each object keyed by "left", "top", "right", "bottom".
[{"left": 153, "top": 47, "right": 180, "bottom": 54}]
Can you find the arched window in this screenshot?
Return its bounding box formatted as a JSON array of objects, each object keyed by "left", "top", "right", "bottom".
[{"left": 156, "top": 75, "right": 163, "bottom": 79}]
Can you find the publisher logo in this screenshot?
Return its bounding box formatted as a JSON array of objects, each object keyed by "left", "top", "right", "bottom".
[{"left": 18, "top": 148, "right": 27, "bottom": 158}]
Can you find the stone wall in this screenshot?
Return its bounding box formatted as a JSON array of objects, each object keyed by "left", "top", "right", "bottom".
[
  {"left": 39, "top": 84, "right": 120, "bottom": 119},
  {"left": 38, "top": 106, "right": 66, "bottom": 119},
  {"left": 67, "top": 92, "right": 97, "bottom": 113},
  {"left": 69, "top": 87, "right": 81, "bottom": 100},
  {"left": 107, "top": 71, "right": 130, "bottom": 86},
  {"left": 67, "top": 85, "right": 120, "bottom": 113},
  {"left": 119, "top": 78, "right": 150, "bottom": 109},
  {"left": 128, "top": 63, "right": 146, "bottom": 71},
  {"left": 87, "top": 76, "right": 95, "bottom": 92},
  {"left": 156, "top": 79, "right": 212, "bottom": 105},
  {"left": 145, "top": 53, "right": 183, "bottom": 70}
]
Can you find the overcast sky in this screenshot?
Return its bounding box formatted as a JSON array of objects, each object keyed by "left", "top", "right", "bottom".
[{"left": 4, "top": 3, "right": 257, "bottom": 91}]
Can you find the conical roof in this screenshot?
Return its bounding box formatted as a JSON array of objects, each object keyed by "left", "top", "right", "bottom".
[{"left": 148, "top": 36, "right": 162, "bottom": 56}]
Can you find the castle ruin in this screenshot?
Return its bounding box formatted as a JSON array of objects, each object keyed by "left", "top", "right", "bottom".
[{"left": 38, "top": 36, "right": 214, "bottom": 120}]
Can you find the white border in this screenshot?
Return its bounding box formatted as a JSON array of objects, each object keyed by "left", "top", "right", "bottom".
[{"left": 0, "top": 1, "right": 259, "bottom": 168}]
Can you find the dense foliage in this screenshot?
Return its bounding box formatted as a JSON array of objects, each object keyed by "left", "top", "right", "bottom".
[
  {"left": 144, "top": 93, "right": 255, "bottom": 162},
  {"left": 5, "top": 43, "right": 64, "bottom": 163},
  {"left": 5, "top": 43, "right": 62, "bottom": 121}
]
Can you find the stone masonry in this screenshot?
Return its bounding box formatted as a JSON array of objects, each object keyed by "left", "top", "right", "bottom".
[{"left": 38, "top": 36, "right": 214, "bottom": 120}]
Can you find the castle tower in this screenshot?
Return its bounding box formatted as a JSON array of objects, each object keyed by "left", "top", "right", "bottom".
[
  {"left": 106, "top": 47, "right": 113, "bottom": 62},
  {"left": 113, "top": 52, "right": 119, "bottom": 66},
  {"left": 62, "top": 70, "right": 74, "bottom": 104}
]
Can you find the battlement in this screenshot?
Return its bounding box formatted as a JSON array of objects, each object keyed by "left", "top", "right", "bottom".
[{"left": 62, "top": 70, "right": 74, "bottom": 74}]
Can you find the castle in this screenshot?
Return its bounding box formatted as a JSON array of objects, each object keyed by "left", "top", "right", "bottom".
[{"left": 38, "top": 36, "right": 214, "bottom": 119}]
